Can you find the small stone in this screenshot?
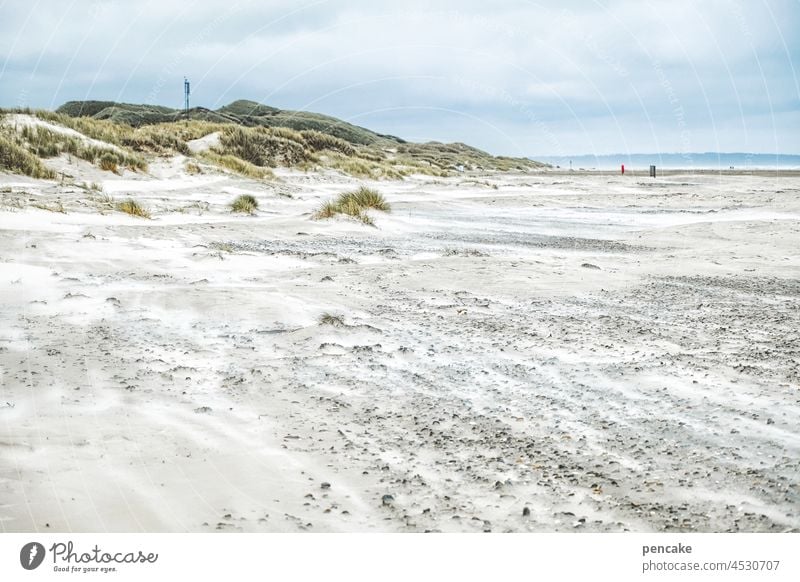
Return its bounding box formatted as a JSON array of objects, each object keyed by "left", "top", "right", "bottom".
[
  {"left": 320, "top": 482, "right": 331, "bottom": 490},
  {"left": 382, "top": 494, "right": 394, "bottom": 506},
  {"left": 522, "top": 507, "right": 530, "bottom": 517}
]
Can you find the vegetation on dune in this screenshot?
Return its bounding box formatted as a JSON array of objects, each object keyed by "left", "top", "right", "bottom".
[
  {"left": 299, "top": 130, "right": 355, "bottom": 156},
  {"left": 319, "top": 313, "right": 345, "bottom": 327},
  {"left": 0, "top": 129, "right": 57, "bottom": 179},
  {"left": 17, "top": 124, "right": 147, "bottom": 172},
  {"left": 116, "top": 198, "right": 151, "bottom": 218},
  {"left": 197, "top": 150, "right": 273, "bottom": 179},
  {"left": 91, "top": 191, "right": 115, "bottom": 213},
  {"left": 1, "top": 99, "right": 546, "bottom": 183},
  {"left": 33, "top": 111, "right": 224, "bottom": 156},
  {"left": 216, "top": 100, "right": 280, "bottom": 117},
  {"left": 31, "top": 200, "right": 66, "bottom": 213},
  {"left": 346, "top": 186, "right": 391, "bottom": 211},
  {"left": 313, "top": 186, "right": 390, "bottom": 226},
  {"left": 80, "top": 181, "right": 103, "bottom": 192},
  {"left": 98, "top": 152, "right": 119, "bottom": 173},
  {"left": 54, "top": 99, "right": 393, "bottom": 145},
  {"left": 51, "top": 99, "right": 545, "bottom": 172},
  {"left": 322, "top": 151, "right": 406, "bottom": 180},
  {"left": 56, "top": 100, "right": 175, "bottom": 120},
  {"left": 230, "top": 193, "right": 258, "bottom": 214},
  {"left": 184, "top": 161, "right": 202, "bottom": 175},
  {"left": 216, "top": 126, "right": 312, "bottom": 167}
]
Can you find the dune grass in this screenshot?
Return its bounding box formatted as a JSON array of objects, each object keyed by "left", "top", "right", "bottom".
[
  {"left": 184, "top": 161, "right": 202, "bottom": 175},
  {"left": 198, "top": 150, "right": 273, "bottom": 179},
  {"left": 16, "top": 124, "right": 147, "bottom": 172},
  {"left": 33, "top": 111, "right": 224, "bottom": 156},
  {"left": 313, "top": 186, "right": 390, "bottom": 226},
  {"left": 98, "top": 152, "right": 119, "bottom": 173},
  {"left": 322, "top": 151, "right": 405, "bottom": 180},
  {"left": 90, "top": 191, "right": 115, "bottom": 213},
  {"left": 4, "top": 101, "right": 544, "bottom": 188},
  {"left": 31, "top": 200, "right": 66, "bottom": 213},
  {"left": 319, "top": 313, "right": 345, "bottom": 327},
  {"left": 116, "top": 198, "right": 151, "bottom": 218},
  {"left": 231, "top": 194, "right": 258, "bottom": 214},
  {"left": 348, "top": 186, "right": 390, "bottom": 211},
  {"left": 216, "top": 126, "right": 312, "bottom": 167},
  {"left": 299, "top": 130, "right": 355, "bottom": 156},
  {"left": 0, "top": 131, "right": 57, "bottom": 179}
]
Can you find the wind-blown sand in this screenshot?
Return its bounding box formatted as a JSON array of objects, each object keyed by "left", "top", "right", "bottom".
[{"left": 1, "top": 157, "right": 798, "bottom": 532}]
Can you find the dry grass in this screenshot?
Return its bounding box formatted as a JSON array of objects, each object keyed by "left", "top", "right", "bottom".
[
  {"left": 116, "top": 198, "right": 151, "bottom": 218},
  {"left": 319, "top": 313, "right": 345, "bottom": 327},
  {"left": 33, "top": 111, "right": 224, "bottom": 156},
  {"left": 216, "top": 126, "right": 312, "bottom": 167},
  {"left": 177, "top": 200, "right": 210, "bottom": 214},
  {"left": 322, "top": 152, "right": 404, "bottom": 180},
  {"left": 231, "top": 194, "right": 258, "bottom": 214},
  {"left": 198, "top": 150, "right": 273, "bottom": 179},
  {"left": 31, "top": 200, "right": 66, "bottom": 213},
  {"left": 16, "top": 124, "right": 147, "bottom": 172},
  {"left": 349, "top": 186, "right": 391, "bottom": 211},
  {"left": 300, "top": 130, "right": 355, "bottom": 155},
  {"left": 91, "top": 191, "right": 115, "bottom": 213},
  {"left": 0, "top": 131, "right": 57, "bottom": 179},
  {"left": 184, "top": 161, "right": 202, "bottom": 175},
  {"left": 313, "top": 186, "right": 389, "bottom": 226},
  {"left": 314, "top": 201, "right": 339, "bottom": 219},
  {"left": 98, "top": 152, "right": 118, "bottom": 173}
]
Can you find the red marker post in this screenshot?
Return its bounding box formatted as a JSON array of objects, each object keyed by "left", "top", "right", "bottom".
[{"left": 621, "top": 164, "right": 625, "bottom": 175}]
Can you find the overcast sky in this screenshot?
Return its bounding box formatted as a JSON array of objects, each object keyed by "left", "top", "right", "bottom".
[{"left": 1, "top": 0, "right": 797, "bottom": 156}]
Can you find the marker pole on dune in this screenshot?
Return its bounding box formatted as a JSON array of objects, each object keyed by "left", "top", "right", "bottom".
[{"left": 621, "top": 164, "right": 625, "bottom": 175}]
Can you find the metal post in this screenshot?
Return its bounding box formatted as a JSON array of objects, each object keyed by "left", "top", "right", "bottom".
[
  {"left": 184, "top": 77, "right": 190, "bottom": 113},
  {"left": 650, "top": 165, "right": 656, "bottom": 178}
]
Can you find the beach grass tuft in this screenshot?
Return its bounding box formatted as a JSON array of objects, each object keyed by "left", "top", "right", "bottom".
[
  {"left": 313, "top": 186, "right": 389, "bottom": 225},
  {"left": 231, "top": 193, "right": 258, "bottom": 214}
]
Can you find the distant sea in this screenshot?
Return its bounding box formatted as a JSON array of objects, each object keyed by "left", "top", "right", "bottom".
[{"left": 532, "top": 152, "right": 800, "bottom": 171}]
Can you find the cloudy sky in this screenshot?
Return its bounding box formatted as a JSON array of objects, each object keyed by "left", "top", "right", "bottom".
[{"left": 1, "top": 0, "right": 797, "bottom": 156}]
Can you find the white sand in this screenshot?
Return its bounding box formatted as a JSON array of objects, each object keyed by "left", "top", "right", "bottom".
[{"left": 1, "top": 156, "right": 799, "bottom": 532}]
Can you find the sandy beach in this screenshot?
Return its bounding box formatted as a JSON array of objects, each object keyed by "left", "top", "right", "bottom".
[{"left": 1, "top": 146, "right": 799, "bottom": 533}]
